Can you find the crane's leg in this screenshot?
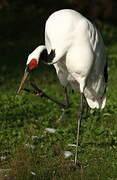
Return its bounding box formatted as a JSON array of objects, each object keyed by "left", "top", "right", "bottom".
[
  {"left": 83, "top": 98, "right": 90, "bottom": 117},
  {"left": 75, "top": 93, "right": 84, "bottom": 165},
  {"left": 23, "top": 81, "right": 69, "bottom": 109},
  {"left": 63, "top": 86, "right": 69, "bottom": 108},
  {"left": 57, "top": 87, "right": 69, "bottom": 122}
]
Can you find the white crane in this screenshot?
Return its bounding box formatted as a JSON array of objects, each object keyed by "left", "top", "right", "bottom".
[{"left": 17, "top": 9, "right": 107, "bottom": 165}]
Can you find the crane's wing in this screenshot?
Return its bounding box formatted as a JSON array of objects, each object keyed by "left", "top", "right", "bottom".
[{"left": 84, "top": 21, "right": 107, "bottom": 109}]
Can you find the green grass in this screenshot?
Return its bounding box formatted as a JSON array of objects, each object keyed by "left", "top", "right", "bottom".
[{"left": 0, "top": 8, "right": 117, "bottom": 180}]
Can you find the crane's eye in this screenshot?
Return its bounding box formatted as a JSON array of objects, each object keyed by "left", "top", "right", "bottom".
[{"left": 28, "top": 59, "right": 38, "bottom": 70}]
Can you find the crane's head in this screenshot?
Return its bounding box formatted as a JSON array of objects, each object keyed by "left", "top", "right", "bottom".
[
  {"left": 17, "top": 46, "right": 55, "bottom": 95},
  {"left": 16, "top": 45, "right": 48, "bottom": 95}
]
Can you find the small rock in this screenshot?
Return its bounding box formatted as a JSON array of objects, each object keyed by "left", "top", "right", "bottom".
[
  {"left": 45, "top": 128, "right": 56, "bottom": 133},
  {"left": 64, "top": 151, "right": 73, "bottom": 158},
  {"left": 25, "top": 143, "right": 35, "bottom": 149},
  {"left": 31, "top": 135, "right": 39, "bottom": 140},
  {"left": 30, "top": 171, "right": 36, "bottom": 176}
]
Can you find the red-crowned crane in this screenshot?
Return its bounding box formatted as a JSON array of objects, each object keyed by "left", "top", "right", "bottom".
[{"left": 17, "top": 9, "right": 107, "bottom": 165}]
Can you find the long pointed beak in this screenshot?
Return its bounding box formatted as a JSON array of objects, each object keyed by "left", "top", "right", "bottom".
[{"left": 16, "top": 67, "right": 29, "bottom": 95}]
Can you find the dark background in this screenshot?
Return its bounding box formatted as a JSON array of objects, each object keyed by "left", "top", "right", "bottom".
[
  {"left": 0, "top": 0, "right": 116, "bottom": 76},
  {"left": 0, "top": 0, "right": 117, "bottom": 22}
]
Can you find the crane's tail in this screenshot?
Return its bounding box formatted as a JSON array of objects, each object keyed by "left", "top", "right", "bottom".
[
  {"left": 84, "top": 74, "right": 107, "bottom": 109},
  {"left": 86, "top": 94, "right": 106, "bottom": 109}
]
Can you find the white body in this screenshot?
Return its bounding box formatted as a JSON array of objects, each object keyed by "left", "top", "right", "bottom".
[{"left": 28, "top": 9, "right": 107, "bottom": 109}]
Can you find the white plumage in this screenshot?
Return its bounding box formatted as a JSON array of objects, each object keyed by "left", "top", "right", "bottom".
[{"left": 27, "top": 9, "right": 107, "bottom": 109}]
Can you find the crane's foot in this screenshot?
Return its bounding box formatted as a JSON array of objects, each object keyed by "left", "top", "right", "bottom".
[
  {"left": 73, "top": 160, "right": 82, "bottom": 169},
  {"left": 56, "top": 108, "right": 66, "bottom": 123},
  {"left": 23, "top": 87, "right": 44, "bottom": 97},
  {"left": 66, "top": 160, "right": 82, "bottom": 170}
]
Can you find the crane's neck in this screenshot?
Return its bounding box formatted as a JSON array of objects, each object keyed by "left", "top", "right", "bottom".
[
  {"left": 27, "top": 45, "right": 55, "bottom": 65},
  {"left": 27, "top": 45, "right": 46, "bottom": 65}
]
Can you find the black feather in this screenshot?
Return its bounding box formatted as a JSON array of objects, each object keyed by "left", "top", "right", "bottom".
[
  {"left": 39, "top": 49, "right": 55, "bottom": 63},
  {"left": 104, "top": 61, "right": 108, "bottom": 83}
]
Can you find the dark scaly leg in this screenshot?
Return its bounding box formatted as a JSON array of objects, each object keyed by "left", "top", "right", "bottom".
[
  {"left": 83, "top": 97, "right": 90, "bottom": 118},
  {"left": 75, "top": 93, "right": 84, "bottom": 165},
  {"left": 23, "top": 81, "right": 69, "bottom": 109},
  {"left": 57, "top": 87, "right": 69, "bottom": 122}
]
